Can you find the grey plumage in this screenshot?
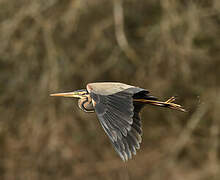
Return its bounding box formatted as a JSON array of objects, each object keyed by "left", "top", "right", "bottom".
[
  {"left": 89, "top": 86, "right": 145, "bottom": 161},
  {"left": 50, "top": 82, "right": 186, "bottom": 161}
]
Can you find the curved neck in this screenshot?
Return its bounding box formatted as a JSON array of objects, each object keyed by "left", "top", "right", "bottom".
[{"left": 78, "top": 97, "right": 94, "bottom": 113}]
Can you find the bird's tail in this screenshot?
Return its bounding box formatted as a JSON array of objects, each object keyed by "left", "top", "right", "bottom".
[{"left": 134, "top": 96, "right": 186, "bottom": 112}]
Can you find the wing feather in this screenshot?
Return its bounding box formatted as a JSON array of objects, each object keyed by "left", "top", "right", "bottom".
[
  {"left": 90, "top": 87, "right": 146, "bottom": 161},
  {"left": 104, "top": 111, "right": 129, "bottom": 135}
]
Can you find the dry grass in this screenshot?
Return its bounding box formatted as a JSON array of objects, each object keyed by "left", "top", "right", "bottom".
[{"left": 0, "top": 0, "right": 220, "bottom": 179}]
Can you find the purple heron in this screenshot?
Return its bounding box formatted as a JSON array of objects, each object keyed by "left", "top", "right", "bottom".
[{"left": 50, "top": 82, "right": 185, "bottom": 161}]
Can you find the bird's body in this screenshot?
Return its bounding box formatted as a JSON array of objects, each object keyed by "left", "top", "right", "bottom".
[{"left": 50, "top": 82, "right": 185, "bottom": 161}]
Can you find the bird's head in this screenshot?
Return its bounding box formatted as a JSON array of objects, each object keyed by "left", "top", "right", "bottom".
[{"left": 50, "top": 89, "right": 89, "bottom": 99}]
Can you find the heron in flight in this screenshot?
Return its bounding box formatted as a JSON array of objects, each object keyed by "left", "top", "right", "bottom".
[{"left": 50, "top": 82, "right": 185, "bottom": 161}]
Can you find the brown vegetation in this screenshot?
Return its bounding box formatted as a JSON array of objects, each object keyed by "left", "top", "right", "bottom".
[{"left": 0, "top": 0, "right": 220, "bottom": 179}]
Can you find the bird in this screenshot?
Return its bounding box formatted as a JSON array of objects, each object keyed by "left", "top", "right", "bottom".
[{"left": 50, "top": 82, "right": 185, "bottom": 161}]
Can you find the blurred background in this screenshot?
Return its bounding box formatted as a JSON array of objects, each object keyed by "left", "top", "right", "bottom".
[{"left": 0, "top": 0, "right": 220, "bottom": 179}]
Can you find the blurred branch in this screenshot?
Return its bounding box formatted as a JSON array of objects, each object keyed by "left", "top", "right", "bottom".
[
  {"left": 73, "top": 18, "right": 113, "bottom": 75},
  {"left": 170, "top": 104, "right": 208, "bottom": 156},
  {"left": 1, "top": 1, "right": 220, "bottom": 179},
  {"left": 0, "top": 2, "right": 40, "bottom": 55},
  {"left": 207, "top": 95, "right": 220, "bottom": 176},
  {"left": 148, "top": 104, "right": 209, "bottom": 180},
  {"left": 61, "top": 0, "right": 87, "bottom": 35},
  {"left": 113, "top": 0, "right": 141, "bottom": 66},
  {"left": 86, "top": 48, "right": 120, "bottom": 81},
  {"left": 42, "top": 23, "right": 59, "bottom": 89}
]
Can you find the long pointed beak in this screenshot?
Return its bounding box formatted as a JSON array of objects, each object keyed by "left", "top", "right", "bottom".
[{"left": 50, "top": 91, "right": 81, "bottom": 98}]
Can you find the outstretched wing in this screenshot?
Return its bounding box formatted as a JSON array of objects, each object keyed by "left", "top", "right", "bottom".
[{"left": 89, "top": 86, "right": 147, "bottom": 161}]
